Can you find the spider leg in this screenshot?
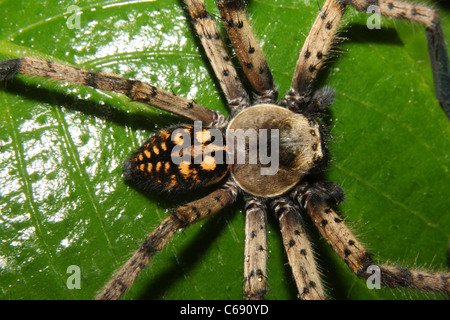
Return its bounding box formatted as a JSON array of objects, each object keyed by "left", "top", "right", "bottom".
[
  {"left": 272, "top": 196, "right": 326, "bottom": 300},
  {"left": 96, "top": 180, "right": 239, "bottom": 300},
  {"left": 184, "top": 0, "right": 250, "bottom": 116},
  {"left": 349, "top": 0, "right": 450, "bottom": 118},
  {"left": 216, "top": 0, "right": 278, "bottom": 104},
  {"left": 0, "top": 57, "right": 225, "bottom": 127},
  {"left": 293, "top": 181, "right": 450, "bottom": 294},
  {"left": 243, "top": 196, "right": 268, "bottom": 300},
  {"left": 282, "top": 0, "right": 345, "bottom": 112},
  {"left": 284, "top": 0, "right": 450, "bottom": 117}
]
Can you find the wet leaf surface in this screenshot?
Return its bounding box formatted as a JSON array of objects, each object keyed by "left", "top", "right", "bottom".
[{"left": 0, "top": 0, "right": 449, "bottom": 299}]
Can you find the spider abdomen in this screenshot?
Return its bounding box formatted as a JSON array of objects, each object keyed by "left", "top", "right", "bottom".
[{"left": 123, "top": 125, "right": 229, "bottom": 193}]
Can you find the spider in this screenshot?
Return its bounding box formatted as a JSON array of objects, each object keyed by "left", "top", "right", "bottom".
[{"left": 0, "top": 0, "right": 449, "bottom": 300}]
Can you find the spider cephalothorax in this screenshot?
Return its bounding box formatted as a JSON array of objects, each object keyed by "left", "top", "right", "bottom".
[
  {"left": 0, "top": 0, "right": 449, "bottom": 300},
  {"left": 227, "top": 104, "right": 325, "bottom": 197}
]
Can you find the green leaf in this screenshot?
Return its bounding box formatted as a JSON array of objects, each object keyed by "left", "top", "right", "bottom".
[{"left": 0, "top": 0, "right": 448, "bottom": 300}]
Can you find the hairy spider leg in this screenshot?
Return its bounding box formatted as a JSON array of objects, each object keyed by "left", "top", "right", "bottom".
[
  {"left": 284, "top": 0, "right": 450, "bottom": 117},
  {"left": 216, "top": 0, "right": 278, "bottom": 104},
  {"left": 0, "top": 57, "right": 226, "bottom": 127},
  {"left": 243, "top": 196, "right": 268, "bottom": 300},
  {"left": 96, "top": 180, "right": 239, "bottom": 300},
  {"left": 350, "top": 0, "right": 449, "bottom": 117},
  {"left": 272, "top": 196, "right": 326, "bottom": 300},
  {"left": 185, "top": 0, "right": 250, "bottom": 115},
  {"left": 293, "top": 181, "right": 450, "bottom": 294},
  {"left": 283, "top": 0, "right": 345, "bottom": 112}
]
